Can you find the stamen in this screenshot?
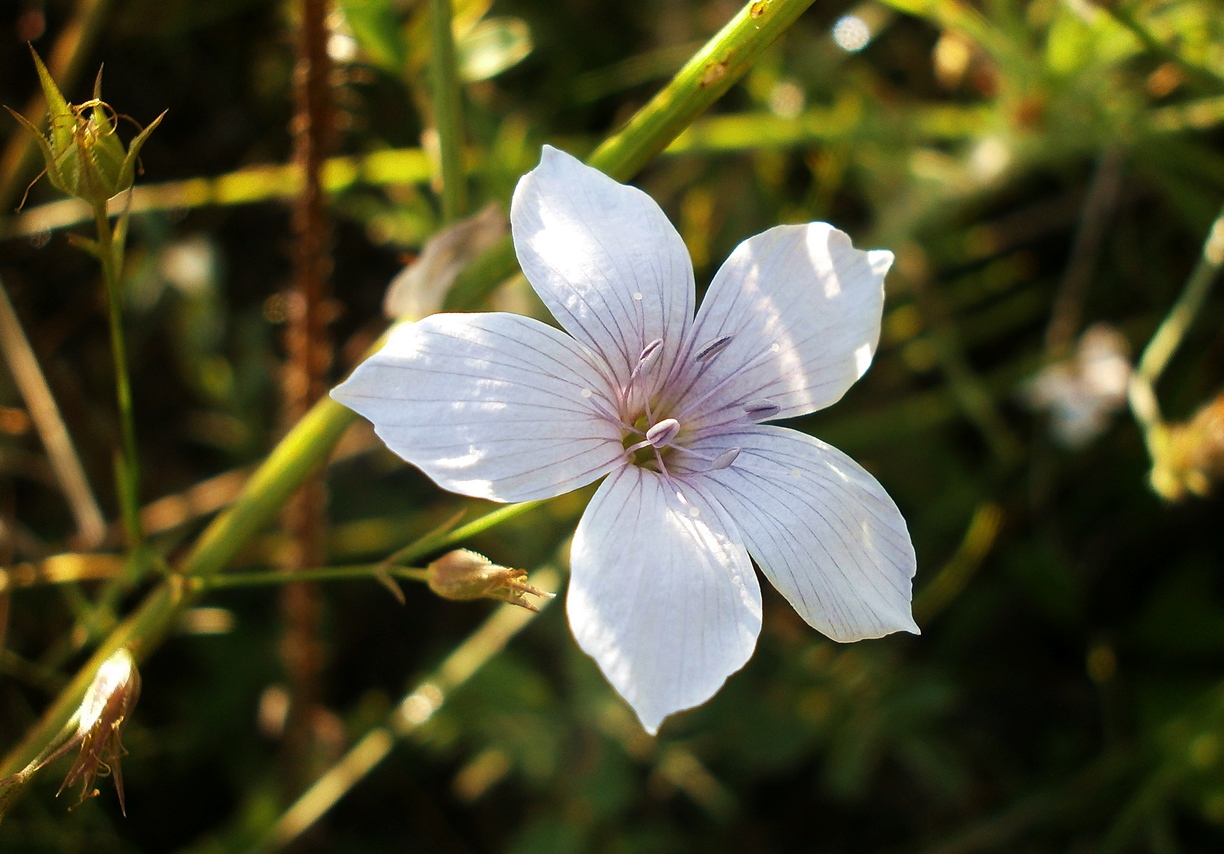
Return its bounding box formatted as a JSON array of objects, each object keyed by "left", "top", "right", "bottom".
[
  {"left": 695, "top": 335, "right": 733, "bottom": 362},
  {"left": 588, "top": 394, "right": 636, "bottom": 432},
  {"left": 671, "top": 444, "right": 739, "bottom": 472},
  {"left": 624, "top": 437, "right": 653, "bottom": 456},
  {"left": 743, "top": 399, "right": 781, "bottom": 421},
  {"left": 645, "top": 418, "right": 680, "bottom": 447},
  {"left": 624, "top": 337, "right": 666, "bottom": 416},
  {"left": 670, "top": 340, "right": 791, "bottom": 423},
  {"left": 629, "top": 338, "right": 664, "bottom": 381}
]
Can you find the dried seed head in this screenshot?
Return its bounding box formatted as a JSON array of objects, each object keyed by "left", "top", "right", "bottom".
[
  {"left": 427, "top": 549, "right": 553, "bottom": 611},
  {"left": 59, "top": 648, "right": 140, "bottom": 815},
  {"left": 1151, "top": 389, "right": 1224, "bottom": 501}
]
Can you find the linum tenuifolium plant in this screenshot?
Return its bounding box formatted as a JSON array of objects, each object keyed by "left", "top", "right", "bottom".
[{"left": 333, "top": 146, "right": 918, "bottom": 733}]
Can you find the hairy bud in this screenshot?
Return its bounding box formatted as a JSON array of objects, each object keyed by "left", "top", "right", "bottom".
[{"left": 427, "top": 549, "right": 553, "bottom": 611}]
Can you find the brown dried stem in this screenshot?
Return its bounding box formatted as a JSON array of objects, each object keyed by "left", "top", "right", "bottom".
[{"left": 278, "top": 0, "right": 337, "bottom": 802}]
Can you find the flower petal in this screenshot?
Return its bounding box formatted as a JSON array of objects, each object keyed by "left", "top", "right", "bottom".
[
  {"left": 511, "top": 145, "right": 695, "bottom": 391},
  {"left": 676, "top": 224, "right": 891, "bottom": 426},
  {"left": 694, "top": 425, "right": 918, "bottom": 642},
  {"left": 332, "top": 313, "right": 624, "bottom": 502},
  {"left": 569, "top": 465, "right": 761, "bottom": 733}
]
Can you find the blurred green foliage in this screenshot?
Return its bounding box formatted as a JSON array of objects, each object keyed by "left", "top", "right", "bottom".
[{"left": 1, "top": 0, "right": 1223, "bottom": 851}]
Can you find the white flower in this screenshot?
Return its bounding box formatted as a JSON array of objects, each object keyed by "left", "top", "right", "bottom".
[
  {"left": 1022, "top": 323, "right": 1132, "bottom": 448},
  {"left": 333, "top": 146, "right": 918, "bottom": 733}
]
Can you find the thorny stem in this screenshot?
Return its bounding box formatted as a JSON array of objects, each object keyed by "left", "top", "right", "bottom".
[
  {"left": 0, "top": 0, "right": 818, "bottom": 789},
  {"left": 280, "top": 0, "right": 335, "bottom": 797},
  {"left": 92, "top": 199, "right": 142, "bottom": 547},
  {"left": 1128, "top": 201, "right": 1224, "bottom": 454}
]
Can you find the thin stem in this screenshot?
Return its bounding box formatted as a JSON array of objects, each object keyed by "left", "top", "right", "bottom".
[
  {"left": 1104, "top": 4, "right": 1224, "bottom": 92},
  {"left": 198, "top": 564, "right": 428, "bottom": 591},
  {"left": 92, "top": 200, "right": 142, "bottom": 547},
  {"left": 0, "top": 275, "right": 106, "bottom": 548},
  {"left": 181, "top": 397, "right": 357, "bottom": 581},
  {"left": 429, "top": 0, "right": 466, "bottom": 222},
  {"left": 586, "top": 0, "right": 818, "bottom": 179},
  {"left": 259, "top": 564, "right": 560, "bottom": 851},
  {"left": 1129, "top": 201, "right": 1224, "bottom": 446},
  {"left": 445, "top": 0, "right": 818, "bottom": 311},
  {"left": 385, "top": 500, "right": 542, "bottom": 568}
]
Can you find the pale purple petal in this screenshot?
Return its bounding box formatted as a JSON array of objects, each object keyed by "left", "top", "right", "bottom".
[
  {"left": 693, "top": 425, "right": 918, "bottom": 642},
  {"left": 332, "top": 313, "right": 624, "bottom": 502},
  {"left": 510, "top": 145, "right": 694, "bottom": 392},
  {"left": 673, "top": 224, "right": 891, "bottom": 428},
  {"left": 569, "top": 465, "right": 762, "bottom": 733}
]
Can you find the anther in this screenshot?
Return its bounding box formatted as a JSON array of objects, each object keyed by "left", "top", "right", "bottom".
[
  {"left": 639, "top": 338, "right": 664, "bottom": 370},
  {"left": 645, "top": 418, "right": 680, "bottom": 447},
  {"left": 709, "top": 447, "right": 740, "bottom": 470},
  {"left": 743, "top": 399, "right": 781, "bottom": 420},
  {"left": 695, "top": 335, "right": 733, "bottom": 362},
  {"left": 628, "top": 338, "right": 665, "bottom": 384}
]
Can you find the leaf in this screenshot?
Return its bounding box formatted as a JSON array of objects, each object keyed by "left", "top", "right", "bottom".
[
  {"left": 337, "top": 0, "right": 408, "bottom": 74},
  {"left": 457, "top": 17, "right": 533, "bottom": 82}
]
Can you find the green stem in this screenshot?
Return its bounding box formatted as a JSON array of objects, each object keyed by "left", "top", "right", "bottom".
[
  {"left": 1105, "top": 4, "right": 1224, "bottom": 92},
  {"left": 429, "top": 0, "right": 466, "bottom": 222},
  {"left": 586, "top": 0, "right": 817, "bottom": 179},
  {"left": 445, "top": 0, "right": 817, "bottom": 311},
  {"left": 1129, "top": 201, "right": 1224, "bottom": 448},
  {"left": 199, "top": 564, "right": 428, "bottom": 591},
  {"left": 181, "top": 397, "right": 356, "bottom": 580},
  {"left": 384, "top": 500, "right": 542, "bottom": 567},
  {"left": 93, "top": 200, "right": 142, "bottom": 547}
]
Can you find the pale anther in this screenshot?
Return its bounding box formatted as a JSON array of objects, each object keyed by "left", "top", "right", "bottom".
[
  {"left": 709, "top": 447, "right": 740, "bottom": 470},
  {"left": 695, "top": 335, "right": 733, "bottom": 362},
  {"left": 638, "top": 338, "right": 664, "bottom": 370},
  {"left": 645, "top": 418, "right": 680, "bottom": 447},
  {"left": 743, "top": 399, "right": 781, "bottom": 420},
  {"left": 628, "top": 339, "right": 666, "bottom": 393}
]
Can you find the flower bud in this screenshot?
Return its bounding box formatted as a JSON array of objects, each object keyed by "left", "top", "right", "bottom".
[
  {"left": 1151, "top": 389, "right": 1224, "bottom": 501},
  {"left": 427, "top": 549, "right": 553, "bottom": 611},
  {"left": 6, "top": 48, "right": 164, "bottom": 206},
  {"left": 58, "top": 647, "right": 141, "bottom": 815}
]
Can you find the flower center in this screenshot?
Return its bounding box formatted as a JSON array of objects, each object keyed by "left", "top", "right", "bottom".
[{"left": 602, "top": 337, "right": 742, "bottom": 476}]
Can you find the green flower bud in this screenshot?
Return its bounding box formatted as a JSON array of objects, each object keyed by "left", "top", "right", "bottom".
[{"left": 6, "top": 47, "right": 164, "bottom": 207}]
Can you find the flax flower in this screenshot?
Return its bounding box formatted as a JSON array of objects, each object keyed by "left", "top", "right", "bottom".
[{"left": 333, "top": 146, "right": 917, "bottom": 732}]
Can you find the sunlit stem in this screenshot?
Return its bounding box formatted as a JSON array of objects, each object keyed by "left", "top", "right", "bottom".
[
  {"left": 445, "top": 0, "right": 818, "bottom": 311},
  {"left": 195, "top": 563, "right": 429, "bottom": 591},
  {"left": 260, "top": 564, "right": 559, "bottom": 851},
  {"left": 429, "top": 0, "right": 466, "bottom": 222},
  {"left": 379, "top": 500, "right": 543, "bottom": 569},
  {"left": 92, "top": 198, "right": 143, "bottom": 547},
  {"left": 1129, "top": 201, "right": 1224, "bottom": 456}
]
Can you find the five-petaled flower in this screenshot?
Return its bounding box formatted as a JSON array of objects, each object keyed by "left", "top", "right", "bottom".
[{"left": 333, "top": 146, "right": 918, "bottom": 733}]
